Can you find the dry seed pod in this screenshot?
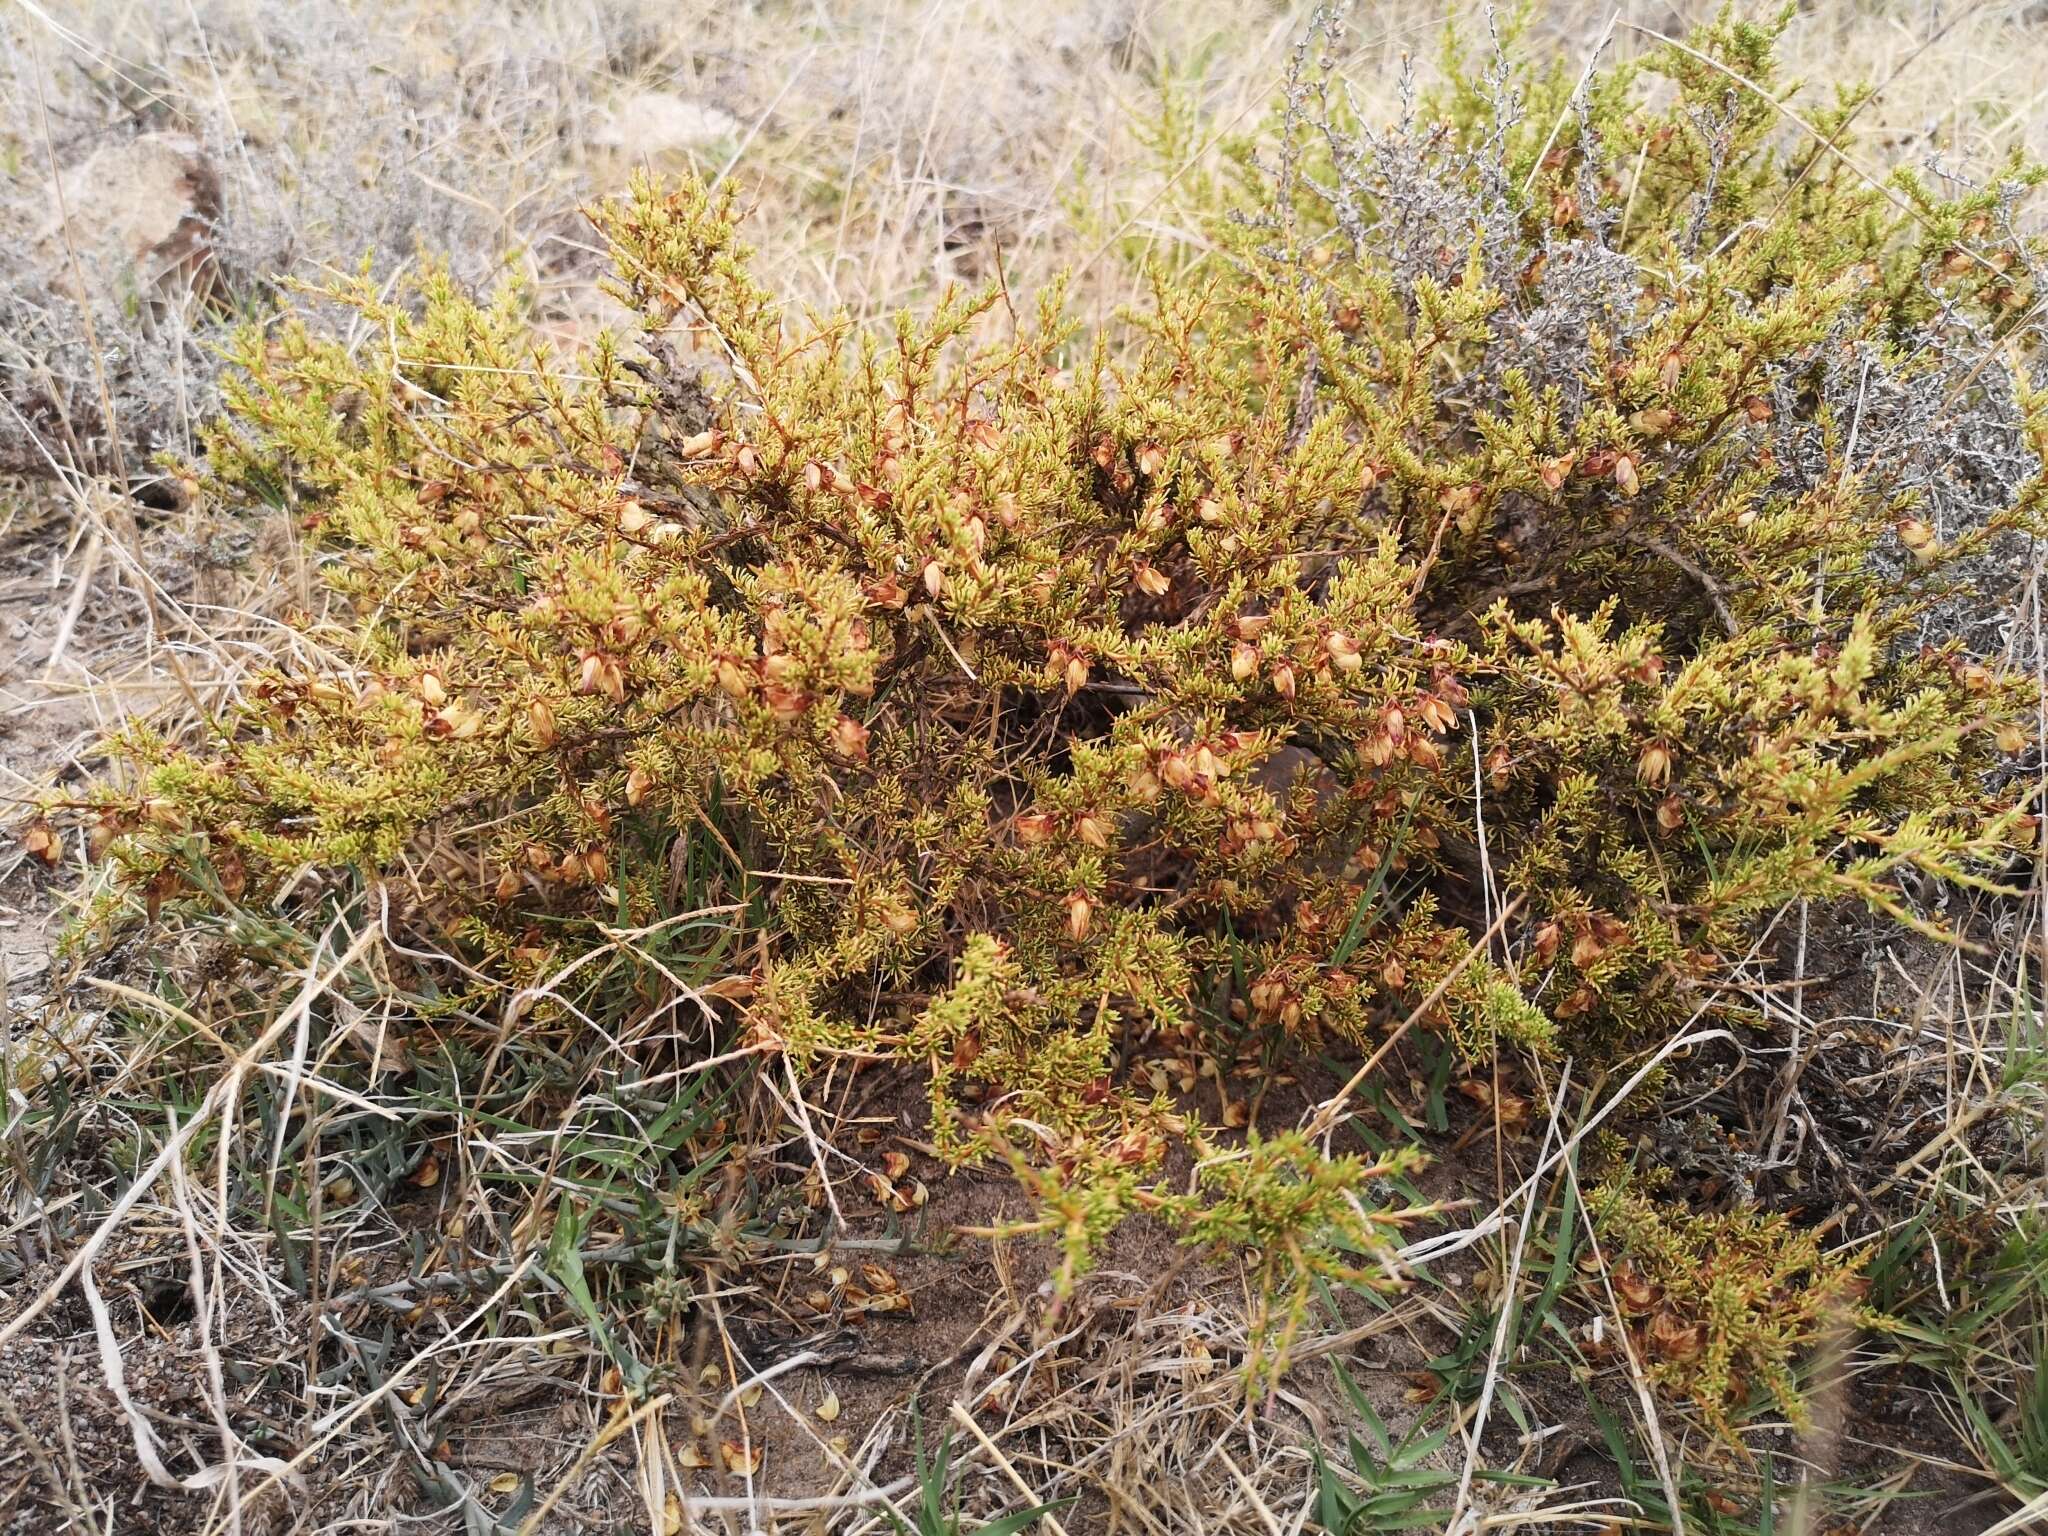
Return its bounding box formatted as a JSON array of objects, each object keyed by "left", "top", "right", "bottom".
[
  {"left": 1637, "top": 742, "right": 1672, "bottom": 787},
  {"left": 830, "top": 715, "right": 871, "bottom": 763},
  {"left": 1571, "top": 927, "right": 1607, "bottom": 969},
  {"left": 1065, "top": 890, "right": 1093, "bottom": 941},
  {"left": 527, "top": 699, "right": 558, "bottom": 747},
  {"left": 578, "top": 651, "right": 625, "bottom": 703},
  {"left": 21, "top": 820, "right": 60, "bottom": 867},
  {"left": 1648, "top": 1309, "right": 1706, "bottom": 1363},
  {"left": 720, "top": 1441, "right": 763, "bottom": 1476},
  {"left": 763, "top": 685, "right": 812, "bottom": 722},
  {"left": 1556, "top": 984, "right": 1597, "bottom": 1018},
  {"left": 87, "top": 812, "right": 126, "bottom": 862},
  {"left": 428, "top": 702, "right": 483, "bottom": 740},
  {"left": 714, "top": 656, "right": 753, "bottom": 698},
  {"left": 1612, "top": 1260, "right": 1660, "bottom": 1313},
  {"left": 1012, "top": 812, "right": 1055, "bottom": 845}
]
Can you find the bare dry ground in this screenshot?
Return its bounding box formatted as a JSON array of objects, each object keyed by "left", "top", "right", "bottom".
[{"left": 4, "top": 2, "right": 2048, "bottom": 1533}]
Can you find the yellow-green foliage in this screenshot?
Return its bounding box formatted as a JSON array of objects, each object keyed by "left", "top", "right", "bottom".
[
  {"left": 1589, "top": 1172, "right": 1870, "bottom": 1436},
  {"left": 993, "top": 1125, "right": 1425, "bottom": 1381},
  {"left": 69, "top": 13, "right": 2043, "bottom": 1327}
]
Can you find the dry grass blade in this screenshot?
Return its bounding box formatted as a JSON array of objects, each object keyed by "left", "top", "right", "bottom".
[{"left": 0, "top": 920, "right": 377, "bottom": 1353}]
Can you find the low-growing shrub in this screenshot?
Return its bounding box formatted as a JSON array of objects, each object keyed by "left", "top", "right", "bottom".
[
  {"left": 1588, "top": 1170, "right": 1869, "bottom": 1437},
  {"left": 42, "top": 5, "right": 2046, "bottom": 1383}
]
